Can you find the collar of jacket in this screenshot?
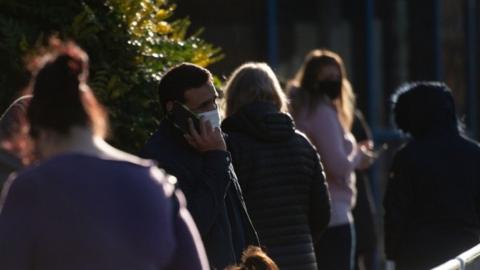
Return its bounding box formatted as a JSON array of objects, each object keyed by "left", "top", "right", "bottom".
[{"left": 221, "top": 101, "right": 295, "bottom": 142}]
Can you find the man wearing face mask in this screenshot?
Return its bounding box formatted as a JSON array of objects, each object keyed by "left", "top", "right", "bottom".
[{"left": 140, "top": 63, "right": 259, "bottom": 269}]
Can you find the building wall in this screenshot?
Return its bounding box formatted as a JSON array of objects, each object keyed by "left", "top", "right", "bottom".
[{"left": 174, "top": 0, "right": 479, "bottom": 137}]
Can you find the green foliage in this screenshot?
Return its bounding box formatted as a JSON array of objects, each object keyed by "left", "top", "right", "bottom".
[{"left": 0, "top": 0, "right": 223, "bottom": 153}]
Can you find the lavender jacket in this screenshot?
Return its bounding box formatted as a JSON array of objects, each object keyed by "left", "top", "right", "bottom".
[
  {"left": 294, "top": 102, "right": 362, "bottom": 226},
  {"left": 0, "top": 153, "right": 209, "bottom": 270}
]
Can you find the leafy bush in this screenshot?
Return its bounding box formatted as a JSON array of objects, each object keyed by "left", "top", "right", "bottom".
[{"left": 0, "top": 0, "right": 223, "bottom": 152}]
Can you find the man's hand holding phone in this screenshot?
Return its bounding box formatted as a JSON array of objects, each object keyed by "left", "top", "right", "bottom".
[{"left": 184, "top": 118, "right": 227, "bottom": 152}]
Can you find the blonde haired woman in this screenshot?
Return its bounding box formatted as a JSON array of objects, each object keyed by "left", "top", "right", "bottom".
[
  {"left": 221, "top": 62, "right": 331, "bottom": 270},
  {"left": 289, "top": 49, "right": 372, "bottom": 270}
]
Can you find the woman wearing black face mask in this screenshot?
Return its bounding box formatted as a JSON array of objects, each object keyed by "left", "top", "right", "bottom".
[{"left": 288, "top": 49, "right": 374, "bottom": 270}]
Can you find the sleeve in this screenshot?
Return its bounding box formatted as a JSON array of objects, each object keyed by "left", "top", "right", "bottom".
[
  {"left": 167, "top": 190, "right": 210, "bottom": 270},
  {"left": 225, "top": 136, "right": 261, "bottom": 247},
  {"left": 308, "top": 151, "right": 331, "bottom": 242},
  {"left": 158, "top": 150, "right": 231, "bottom": 237},
  {"left": 225, "top": 135, "right": 250, "bottom": 194},
  {"left": 307, "top": 106, "right": 362, "bottom": 183},
  {"left": 351, "top": 110, "right": 372, "bottom": 143},
  {"left": 383, "top": 150, "right": 412, "bottom": 260},
  {"left": 0, "top": 173, "right": 36, "bottom": 269}
]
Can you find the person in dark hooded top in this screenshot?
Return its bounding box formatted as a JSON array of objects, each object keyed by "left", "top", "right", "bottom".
[
  {"left": 221, "top": 62, "right": 331, "bottom": 270},
  {"left": 384, "top": 81, "right": 480, "bottom": 270}
]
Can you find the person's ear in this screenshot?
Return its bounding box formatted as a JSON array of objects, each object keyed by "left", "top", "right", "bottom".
[{"left": 165, "top": 101, "right": 174, "bottom": 113}]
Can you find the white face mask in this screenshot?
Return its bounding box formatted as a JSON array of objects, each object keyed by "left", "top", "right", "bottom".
[{"left": 197, "top": 109, "right": 221, "bottom": 129}]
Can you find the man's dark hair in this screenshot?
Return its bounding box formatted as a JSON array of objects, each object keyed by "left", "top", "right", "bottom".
[
  {"left": 158, "top": 63, "right": 212, "bottom": 111},
  {"left": 392, "top": 81, "right": 458, "bottom": 138}
]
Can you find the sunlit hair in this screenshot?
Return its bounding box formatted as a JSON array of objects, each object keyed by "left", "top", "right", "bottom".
[
  {"left": 27, "top": 37, "right": 108, "bottom": 139},
  {"left": 225, "top": 246, "right": 279, "bottom": 270},
  {"left": 223, "top": 62, "right": 289, "bottom": 117},
  {"left": 289, "top": 49, "right": 355, "bottom": 131}
]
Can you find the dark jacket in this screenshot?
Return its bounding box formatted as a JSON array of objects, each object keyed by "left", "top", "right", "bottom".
[
  {"left": 0, "top": 154, "right": 208, "bottom": 270},
  {"left": 384, "top": 131, "right": 480, "bottom": 270},
  {"left": 351, "top": 111, "right": 378, "bottom": 254},
  {"left": 222, "top": 101, "right": 331, "bottom": 270},
  {"left": 141, "top": 120, "right": 259, "bottom": 269}
]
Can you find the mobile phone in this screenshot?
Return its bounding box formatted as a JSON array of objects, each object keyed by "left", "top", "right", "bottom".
[{"left": 168, "top": 101, "right": 201, "bottom": 134}]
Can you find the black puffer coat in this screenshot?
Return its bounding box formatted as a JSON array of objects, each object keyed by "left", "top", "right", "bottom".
[{"left": 222, "top": 101, "right": 331, "bottom": 270}]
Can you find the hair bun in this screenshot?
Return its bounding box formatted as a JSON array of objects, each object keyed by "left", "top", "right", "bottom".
[
  {"left": 66, "top": 56, "right": 84, "bottom": 77},
  {"left": 28, "top": 40, "right": 93, "bottom": 138},
  {"left": 35, "top": 54, "right": 84, "bottom": 99},
  {"left": 55, "top": 53, "right": 85, "bottom": 82}
]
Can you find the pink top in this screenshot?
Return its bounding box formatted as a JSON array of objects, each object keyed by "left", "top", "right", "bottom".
[{"left": 294, "top": 102, "right": 361, "bottom": 226}]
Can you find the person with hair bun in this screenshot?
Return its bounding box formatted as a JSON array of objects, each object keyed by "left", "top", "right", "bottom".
[{"left": 0, "top": 39, "right": 209, "bottom": 270}]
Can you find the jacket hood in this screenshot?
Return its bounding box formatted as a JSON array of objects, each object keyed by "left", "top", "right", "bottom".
[
  {"left": 222, "top": 101, "right": 295, "bottom": 142},
  {"left": 393, "top": 82, "right": 459, "bottom": 139}
]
